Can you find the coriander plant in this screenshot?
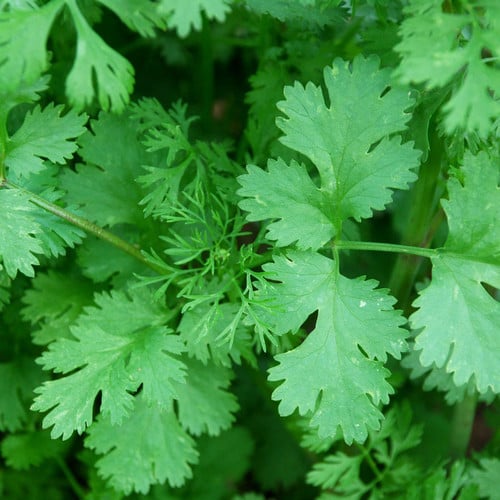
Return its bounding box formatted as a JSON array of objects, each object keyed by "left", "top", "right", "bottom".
[{"left": 0, "top": 0, "right": 499, "bottom": 498}]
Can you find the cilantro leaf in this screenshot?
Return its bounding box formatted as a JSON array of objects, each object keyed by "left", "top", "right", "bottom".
[
  {"left": 159, "top": 0, "right": 232, "bottom": 37},
  {"left": 0, "top": 1, "right": 63, "bottom": 95},
  {"left": 0, "top": 189, "right": 43, "bottom": 278},
  {"left": 85, "top": 396, "right": 198, "bottom": 494},
  {"left": 0, "top": 358, "right": 43, "bottom": 432},
  {"left": 22, "top": 270, "right": 94, "bottom": 345},
  {"left": 394, "top": 0, "right": 500, "bottom": 136},
  {"left": 239, "top": 55, "right": 419, "bottom": 247},
  {"left": 31, "top": 289, "right": 186, "bottom": 439},
  {"left": 238, "top": 159, "right": 333, "bottom": 249},
  {"left": 97, "top": 0, "right": 166, "bottom": 37},
  {"left": 65, "top": 0, "right": 134, "bottom": 112},
  {"left": 470, "top": 458, "right": 500, "bottom": 499},
  {"left": 1, "top": 430, "right": 64, "bottom": 470},
  {"left": 411, "top": 152, "right": 500, "bottom": 394},
  {"left": 175, "top": 357, "right": 239, "bottom": 436},
  {"left": 61, "top": 111, "right": 150, "bottom": 227},
  {"left": 5, "top": 104, "right": 87, "bottom": 179},
  {"left": 265, "top": 251, "right": 407, "bottom": 443}
]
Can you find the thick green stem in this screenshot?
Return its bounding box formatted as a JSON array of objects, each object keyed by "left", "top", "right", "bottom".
[
  {"left": 4, "top": 181, "right": 168, "bottom": 275},
  {"left": 449, "top": 393, "right": 477, "bottom": 460},
  {"left": 388, "top": 123, "right": 444, "bottom": 312}
]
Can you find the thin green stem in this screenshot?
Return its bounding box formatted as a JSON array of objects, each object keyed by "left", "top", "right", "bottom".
[
  {"left": 449, "top": 393, "right": 477, "bottom": 460},
  {"left": 4, "top": 181, "right": 168, "bottom": 275},
  {"left": 335, "top": 240, "right": 438, "bottom": 259},
  {"left": 55, "top": 457, "right": 86, "bottom": 499},
  {"left": 200, "top": 15, "right": 214, "bottom": 131},
  {"left": 0, "top": 110, "right": 8, "bottom": 181}
]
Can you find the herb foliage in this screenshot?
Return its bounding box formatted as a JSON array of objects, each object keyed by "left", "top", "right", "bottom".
[{"left": 0, "top": 0, "right": 499, "bottom": 498}]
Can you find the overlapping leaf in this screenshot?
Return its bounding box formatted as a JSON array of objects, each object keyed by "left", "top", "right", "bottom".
[
  {"left": 239, "top": 55, "right": 419, "bottom": 248},
  {"left": 31, "top": 289, "right": 186, "bottom": 439},
  {"left": 159, "top": 0, "right": 232, "bottom": 37},
  {"left": 411, "top": 152, "right": 500, "bottom": 394},
  {"left": 5, "top": 104, "right": 87, "bottom": 179},
  {"left": 394, "top": 0, "right": 500, "bottom": 136},
  {"left": 85, "top": 396, "right": 198, "bottom": 494},
  {"left": 265, "top": 251, "right": 407, "bottom": 443},
  {"left": 0, "top": 0, "right": 63, "bottom": 95},
  {"left": 65, "top": 0, "right": 134, "bottom": 111}
]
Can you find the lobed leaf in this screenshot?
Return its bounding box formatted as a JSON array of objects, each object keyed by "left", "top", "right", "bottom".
[
  {"left": 5, "top": 104, "right": 87, "bottom": 179},
  {"left": 85, "top": 397, "right": 198, "bottom": 494},
  {"left": 265, "top": 251, "right": 407, "bottom": 443},
  {"left": 411, "top": 152, "right": 500, "bottom": 394}
]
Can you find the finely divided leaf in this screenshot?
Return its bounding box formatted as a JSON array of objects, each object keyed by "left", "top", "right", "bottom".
[
  {"left": 5, "top": 104, "right": 87, "bottom": 178},
  {"left": 31, "top": 289, "right": 186, "bottom": 439},
  {"left": 85, "top": 397, "right": 198, "bottom": 494},
  {"left": 266, "top": 251, "right": 407, "bottom": 443},
  {"left": 411, "top": 152, "right": 500, "bottom": 394}
]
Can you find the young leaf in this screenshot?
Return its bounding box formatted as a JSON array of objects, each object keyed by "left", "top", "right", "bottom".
[
  {"left": 85, "top": 396, "right": 198, "bottom": 494},
  {"left": 411, "top": 152, "right": 500, "bottom": 394},
  {"left": 265, "top": 251, "right": 407, "bottom": 443},
  {"left": 31, "top": 289, "right": 186, "bottom": 439},
  {"left": 5, "top": 104, "right": 87, "bottom": 179}
]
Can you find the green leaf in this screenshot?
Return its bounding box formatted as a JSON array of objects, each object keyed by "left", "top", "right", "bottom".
[
  {"left": 0, "top": 189, "right": 43, "bottom": 278},
  {"left": 65, "top": 0, "right": 134, "bottom": 111},
  {"left": 1, "top": 430, "right": 64, "bottom": 470},
  {"left": 177, "top": 427, "right": 254, "bottom": 500},
  {"left": 178, "top": 302, "right": 255, "bottom": 367},
  {"left": 22, "top": 270, "right": 94, "bottom": 345},
  {"left": 238, "top": 159, "right": 333, "bottom": 249},
  {"left": 240, "top": 55, "right": 419, "bottom": 248},
  {"left": 85, "top": 396, "right": 198, "bottom": 494},
  {"left": 174, "top": 357, "right": 238, "bottom": 436},
  {"left": 470, "top": 458, "right": 500, "bottom": 500},
  {"left": 61, "top": 111, "right": 150, "bottom": 227},
  {"left": 394, "top": 0, "right": 500, "bottom": 136},
  {"left": 97, "top": 0, "right": 166, "bottom": 37},
  {"left": 31, "top": 289, "right": 186, "bottom": 439},
  {"left": 265, "top": 251, "right": 407, "bottom": 443},
  {"left": 411, "top": 152, "right": 500, "bottom": 394},
  {"left": 0, "top": 358, "right": 43, "bottom": 432},
  {"left": 159, "top": 0, "right": 232, "bottom": 37},
  {"left": 0, "top": 1, "right": 63, "bottom": 95},
  {"left": 5, "top": 104, "right": 87, "bottom": 179}
]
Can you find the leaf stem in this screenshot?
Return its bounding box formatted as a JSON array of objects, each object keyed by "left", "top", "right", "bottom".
[
  {"left": 335, "top": 240, "right": 438, "bottom": 259},
  {"left": 55, "top": 457, "right": 86, "bottom": 499},
  {"left": 449, "top": 393, "right": 477, "bottom": 460},
  {"left": 4, "top": 181, "right": 168, "bottom": 275}
]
